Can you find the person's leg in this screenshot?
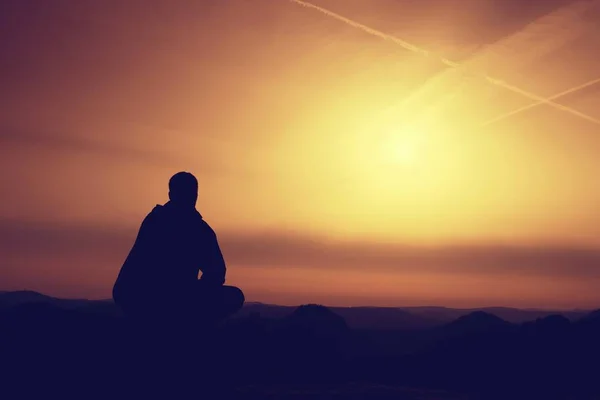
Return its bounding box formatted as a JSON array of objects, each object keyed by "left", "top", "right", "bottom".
[
  {"left": 218, "top": 285, "right": 245, "bottom": 318},
  {"left": 194, "top": 283, "right": 245, "bottom": 324}
]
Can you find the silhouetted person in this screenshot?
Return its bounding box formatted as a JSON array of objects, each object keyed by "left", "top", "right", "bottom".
[{"left": 112, "top": 172, "right": 244, "bottom": 327}]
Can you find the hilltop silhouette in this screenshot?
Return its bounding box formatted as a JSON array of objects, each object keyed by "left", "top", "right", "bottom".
[
  {"left": 442, "top": 310, "right": 511, "bottom": 335},
  {"left": 2, "top": 290, "right": 600, "bottom": 398},
  {"left": 238, "top": 301, "right": 589, "bottom": 328}
]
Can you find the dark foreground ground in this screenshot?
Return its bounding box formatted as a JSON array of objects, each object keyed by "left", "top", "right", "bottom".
[{"left": 2, "top": 293, "right": 600, "bottom": 399}]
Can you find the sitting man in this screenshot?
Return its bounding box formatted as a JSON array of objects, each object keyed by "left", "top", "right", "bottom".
[{"left": 113, "top": 171, "right": 244, "bottom": 326}]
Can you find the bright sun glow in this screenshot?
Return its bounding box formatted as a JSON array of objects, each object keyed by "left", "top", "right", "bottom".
[{"left": 381, "top": 131, "right": 422, "bottom": 166}]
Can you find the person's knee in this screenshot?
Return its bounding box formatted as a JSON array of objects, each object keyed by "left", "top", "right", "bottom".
[{"left": 229, "top": 286, "right": 245, "bottom": 310}]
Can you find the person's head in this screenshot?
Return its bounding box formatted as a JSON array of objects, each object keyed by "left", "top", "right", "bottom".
[{"left": 168, "top": 171, "right": 198, "bottom": 208}]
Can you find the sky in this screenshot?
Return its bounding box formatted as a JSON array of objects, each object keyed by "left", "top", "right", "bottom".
[{"left": 1, "top": 0, "right": 600, "bottom": 309}]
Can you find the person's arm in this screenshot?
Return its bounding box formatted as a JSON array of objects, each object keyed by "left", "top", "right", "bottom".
[
  {"left": 199, "top": 221, "right": 227, "bottom": 286},
  {"left": 126, "top": 210, "right": 160, "bottom": 268},
  {"left": 113, "top": 209, "right": 160, "bottom": 302}
]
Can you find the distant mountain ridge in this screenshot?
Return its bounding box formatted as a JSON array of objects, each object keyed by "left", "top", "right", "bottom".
[
  {"left": 0, "top": 290, "right": 112, "bottom": 311},
  {"left": 239, "top": 301, "right": 590, "bottom": 329},
  {"left": 1, "top": 291, "right": 590, "bottom": 330}
]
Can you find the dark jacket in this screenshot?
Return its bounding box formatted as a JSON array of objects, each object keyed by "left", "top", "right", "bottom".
[{"left": 112, "top": 202, "right": 226, "bottom": 308}]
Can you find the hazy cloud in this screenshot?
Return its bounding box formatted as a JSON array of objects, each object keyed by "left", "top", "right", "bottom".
[
  {"left": 2, "top": 219, "right": 599, "bottom": 279},
  {"left": 0, "top": 127, "right": 251, "bottom": 177},
  {"left": 0, "top": 128, "right": 177, "bottom": 166}
]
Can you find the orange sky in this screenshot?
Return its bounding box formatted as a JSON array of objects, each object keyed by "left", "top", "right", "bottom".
[{"left": 1, "top": 0, "right": 599, "bottom": 308}]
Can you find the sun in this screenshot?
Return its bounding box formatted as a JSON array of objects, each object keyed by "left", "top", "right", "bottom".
[
  {"left": 386, "top": 137, "right": 419, "bottom": 165},
  {"left": 380, "top": 129, "right": 423, "bottom": 166}
]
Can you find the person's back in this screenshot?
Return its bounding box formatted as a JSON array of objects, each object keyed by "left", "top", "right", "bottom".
[{"left": 113, "top": 172, "right": 244, "bottom": 323}]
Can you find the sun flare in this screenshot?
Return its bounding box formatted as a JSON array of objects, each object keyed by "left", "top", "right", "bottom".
[{"left": 381, "top": 131, "right": 422, "bottom": 166}]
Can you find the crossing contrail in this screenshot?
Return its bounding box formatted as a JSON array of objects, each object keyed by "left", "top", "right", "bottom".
[
  {"left": 481, "top": 76, "right": 600, "bottom": 127},
  {"left": 290, "top": 0, "right": 600, "bottom": 125}
]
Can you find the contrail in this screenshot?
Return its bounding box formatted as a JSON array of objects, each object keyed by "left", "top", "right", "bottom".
[
  {"left": 481, "top": 76, "right": 600, "bottom": 127},
  {"left": 290, "top": 0, "right": 600, "bottom": 125}
]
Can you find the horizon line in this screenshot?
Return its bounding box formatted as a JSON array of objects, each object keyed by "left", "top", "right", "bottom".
[{"left": 1, "top": 289, "right": 594, "bottom": 312}]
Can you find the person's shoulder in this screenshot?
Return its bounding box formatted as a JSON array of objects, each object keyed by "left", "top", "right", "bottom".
[
  {"left": 197, "top": 214, "right": 217, "bottom": 237},
  {"left": 150, "top": 204, "right": 164, "bottom": 214},
  {"left": 146, "top": 204, "right": 165, "bottom": 216},
  {"left": 141, "top": 204, "right": 165, "bottom": 223}
]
